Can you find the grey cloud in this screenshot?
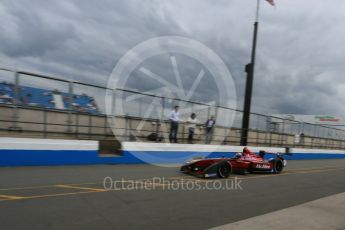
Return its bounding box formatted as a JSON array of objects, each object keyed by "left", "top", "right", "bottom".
[
  {"left": 0, "top": 0, "right": 345, "bottom": 116},
  {"left": 0, "top": 1, "right": 77, "bottom": 57}
]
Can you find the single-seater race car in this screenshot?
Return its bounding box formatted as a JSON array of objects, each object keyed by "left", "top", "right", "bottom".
[{"left": 180, "top": 148, "right": 291, "bottom": 178}]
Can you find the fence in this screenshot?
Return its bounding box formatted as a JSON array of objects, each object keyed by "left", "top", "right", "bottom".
[{"left": 1, "top": 67, "right": 345, "bottom": 149}]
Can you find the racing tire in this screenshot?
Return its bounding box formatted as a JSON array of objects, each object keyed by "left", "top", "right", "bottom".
[
  {"left": 273, "top": 160, "right": 284, "bottom": 174},
  {"left": 217, "top": 163, "right": 232, "bottom": 178}
]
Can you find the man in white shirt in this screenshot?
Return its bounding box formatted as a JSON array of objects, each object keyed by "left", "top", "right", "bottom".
[{"left": 169, "top": 106, "right": 179, "bottom": 143}]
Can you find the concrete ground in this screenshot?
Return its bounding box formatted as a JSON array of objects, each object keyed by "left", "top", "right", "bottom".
[
  {"left": 0, "top": 159, "right": 344, "bottom": 230},
  {"left": 210, "top": 192, "right": 345, "bottom": 230}
]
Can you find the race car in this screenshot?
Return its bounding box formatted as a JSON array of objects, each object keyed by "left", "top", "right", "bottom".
[{"left": 180, "top": 149, "right": 291, "bottom": 178}]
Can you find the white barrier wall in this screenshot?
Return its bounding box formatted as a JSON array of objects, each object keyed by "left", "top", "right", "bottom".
[
  {"left": 122, "top": 142, "right": 345, "bottom": 161},
  {"left": 0, "top": 137, "right": 98, "bottom": 150},
  {"left": 0, "top": 137, "right": 99, "bottom": 166},
  {"left": 1, "top": 139, "right": 345, "bottom": 167}
]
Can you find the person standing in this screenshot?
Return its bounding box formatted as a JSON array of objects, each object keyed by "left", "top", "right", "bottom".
[
  {"left": 169, "top": 106, "right": 179, "bottom": 143},
  {"left": 187, "top": 113, "right": 198, "bottom": 144},
  {"left": 300, "top": 133, "right": 305, "bottom": 145},
  {"left": 205, "top": 115, "right": 216, "bottom": 144}
]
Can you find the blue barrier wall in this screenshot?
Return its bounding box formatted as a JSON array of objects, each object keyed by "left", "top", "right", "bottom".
[{"left": 1, "top": 138, "right": 345, "bottom": 166}]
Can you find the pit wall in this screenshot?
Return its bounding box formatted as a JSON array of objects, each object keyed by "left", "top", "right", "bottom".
[
  {"left": 1, "top": 138, "right": 345, "bottom": 167},
  {"left": 2, "top": 105, "right": 345, "bottom": 150}
]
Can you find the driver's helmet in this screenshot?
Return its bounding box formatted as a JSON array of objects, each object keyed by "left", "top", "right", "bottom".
[
  {"left": 235, "top": 152, "right": 243, "bottom": 158},
  {"left": 243, "top": 147, "right": 251, "bottom": 153}
]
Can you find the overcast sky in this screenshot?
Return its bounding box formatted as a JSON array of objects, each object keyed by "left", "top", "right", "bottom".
[{"left": 0, "top": 0, "right": 345, "bottom": 116}]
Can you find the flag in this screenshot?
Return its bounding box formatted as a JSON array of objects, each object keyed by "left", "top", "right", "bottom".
[{"left": 265, "top": 0, "right": 275, "bottom": 6}]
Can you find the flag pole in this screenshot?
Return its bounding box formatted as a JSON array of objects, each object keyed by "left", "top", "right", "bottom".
[
  {"left": 255, "top": 0, "right": 260, "bottom": 22},
  {"left": 240, "top": 0, "right": 260, "bottom": 146}
]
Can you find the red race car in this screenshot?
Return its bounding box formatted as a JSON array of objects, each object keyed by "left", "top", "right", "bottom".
[{"left": 180, "top": 148, "right": 290, "bottom": 178}]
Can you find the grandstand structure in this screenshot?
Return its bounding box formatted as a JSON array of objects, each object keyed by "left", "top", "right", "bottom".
[
  {"left": 1, "top": 67, "right": 345, "bottom": 152},
  {"left": 0, "top": 81, "right": 99, "bottom": 114}
]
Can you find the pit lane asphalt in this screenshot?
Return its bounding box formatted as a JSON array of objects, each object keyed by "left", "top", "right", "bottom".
[{"left": 0, "top": 159, "right": 344, "bottom": 230}]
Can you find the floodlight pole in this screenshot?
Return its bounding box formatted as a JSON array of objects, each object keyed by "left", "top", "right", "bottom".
[{"left": 241, "top": 0, "right": 260, "bottom": 146}]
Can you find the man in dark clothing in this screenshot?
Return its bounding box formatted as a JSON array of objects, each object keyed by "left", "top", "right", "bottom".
[{"left": 205, "top": 116, "right": 216, "bottom": 144}]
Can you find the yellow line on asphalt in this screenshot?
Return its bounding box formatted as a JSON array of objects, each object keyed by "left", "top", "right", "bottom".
[
  {"left": 22, "top": 190, "right": 106, "bottom": 200},
  {"left": 55, "top": 184, "right": 106, "bottom": 192},
  {"left": 0, "top": 194, "right": 26, "bottom": 199},
  {"left": 0, "top": 190, "right": 109, "bottom": 202},
  {"left": 0, "top": 178, "right": 158, "bottom": 191},
  {"left": 0, "top": 182, "right": 100, "bottom": 191}
]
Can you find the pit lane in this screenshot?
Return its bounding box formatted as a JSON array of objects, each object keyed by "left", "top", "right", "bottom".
[{"left": 0, "top": 159, "right": 344, "bottom": 230}]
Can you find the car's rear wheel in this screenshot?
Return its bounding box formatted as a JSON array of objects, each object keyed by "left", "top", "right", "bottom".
[
  {"left": 217, "top": 163, "right": 231, "bottom": 178},
  {"left": 273, "top": 160, "right": 284, "bottom": 173}
]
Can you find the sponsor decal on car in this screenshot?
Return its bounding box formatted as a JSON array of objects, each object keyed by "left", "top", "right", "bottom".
[{"left": 255, "top": 164, "right": 271, "bottom": 169}]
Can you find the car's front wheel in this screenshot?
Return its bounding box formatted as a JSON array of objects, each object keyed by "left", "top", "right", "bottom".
[{"left": 273, "top": 160, "right": 284, "bottom": 173}]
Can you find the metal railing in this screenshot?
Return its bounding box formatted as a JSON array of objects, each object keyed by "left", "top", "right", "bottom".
[{"left": 1, "top": 67, "right": 345, "bottom": 149}]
